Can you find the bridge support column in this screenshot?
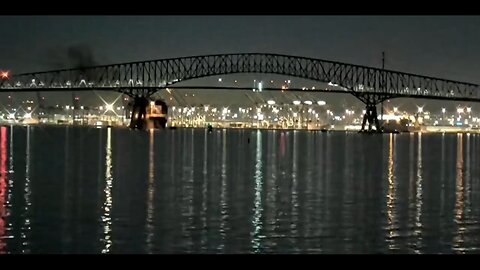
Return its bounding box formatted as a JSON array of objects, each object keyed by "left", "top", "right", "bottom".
[
  {"left": 354, "top": 93, "right": 395, "bottom": 133},
  {"left": 129, "top": 95, "right": 149, "bottom": 130},
  {"left": 360, "top": 104, "right": 381, "bottom": 132}
]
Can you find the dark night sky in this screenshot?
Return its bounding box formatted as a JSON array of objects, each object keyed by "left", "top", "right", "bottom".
[{"left": 1, "top": 16, "right": 480, "bottom": 108}]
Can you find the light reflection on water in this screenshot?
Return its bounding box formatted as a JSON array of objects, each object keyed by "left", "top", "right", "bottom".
[{"left": 0, "top": 126, "right": 480, "bottom": 253}]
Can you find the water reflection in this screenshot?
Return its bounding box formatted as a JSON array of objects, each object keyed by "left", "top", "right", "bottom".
[
  {"left": 386, "top": 133, "right": 398, "bottom": 250},
  {"left": 219, "top": 129, "right": 228, "bottom": 250},
  {"left": 251, "top": 130, "right": 263, "bottom": 252},
  {"left": 413, "top": 133, "right": 424, "bottom": 253},
  {"left": 0, "top": 127, "right": 8, "bottom": 253},
  {"left": 145, "top": 130, "right": 155, "bottom": 253},
  {"left": 101, "top": 127, "right": 113, "bottom": 253},
  {"left": 453, "top": 133, "right": 466, "bottom": 253},
  {"left": 3, "top": 128, "right": 480, "bottom": 254},
  {"left": 22, "top": 126, "right": 32, "bottom": 253}
]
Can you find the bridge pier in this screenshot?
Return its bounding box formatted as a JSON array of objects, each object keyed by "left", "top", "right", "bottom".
[
  {"left": 129, "top": 96, "right": 149, "bottom": 130},
  {"left": 360, "top": 104, "right": 381, "bottom": 132},
  {"left": 354, "top": 93, "right": 395, "bottom": 133}
]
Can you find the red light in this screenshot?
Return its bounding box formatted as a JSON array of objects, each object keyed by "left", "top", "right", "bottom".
[{"left": 0, "top": 71, "right": 9, "bottom": 80}]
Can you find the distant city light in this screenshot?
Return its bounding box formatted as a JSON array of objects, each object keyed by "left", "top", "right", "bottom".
[
  {"left": 218, "top": 78, "right": 222, "bottom": 82},
  {"left": 0, "top": 70, "right": 9, "bottom": 79},
  {"left": 267, "top": 100, "right": 276, "bottom": 105},
  {"left": 304, "top": 100, "right": 312, "bottom": 105},
  {"left": 293, "top": 100, "right": 301, "bottom": 105},
  {"left": 317, "top": 100, "right": 326, "bottom": 106}
]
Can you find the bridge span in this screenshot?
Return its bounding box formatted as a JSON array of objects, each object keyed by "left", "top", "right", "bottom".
[{"left": 1, "top": 53, "right": 479, "bottom": 131}]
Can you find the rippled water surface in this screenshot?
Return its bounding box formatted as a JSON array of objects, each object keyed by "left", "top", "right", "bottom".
[{"left": 1, "top": 126, "right": 480, "bottom": 253}]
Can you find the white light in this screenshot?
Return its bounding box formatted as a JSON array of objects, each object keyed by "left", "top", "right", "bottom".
[
  {"left": 218, "top": 78, "right": 222, "bottom": 82},
  {"left": 293, "top": 100, "right": 301, "bottom": 105},
  {"left": 106, "top": 104, "right": 113, "bottom": 111},
  {"left": 293, "top": 113, "right": 298, "bottom": 117},
  {"left": 81, "top": 106, "right": 84, "bottom": 110},
  {"left": 304, "top": 100, "right": 312, "bottom": 105},
  {"left": 24, "top": 113, "right": 31, "bottom": 119},
  {"left": 287, "top": 80, "right": 291, "bottom": 84},
  {"left": 417, "top": 107, "right": 423, "bottom": 113},
  {"left": 317, "top": 100, "right": 326, "bottom": 106},
  {"left": 467, "top": 107, "right": 472, "bottom": 113},
  {"left": 66, "top": 105, "right": 70, "bottom": 110},
  {"left": 8, "top": 113, "right": 15, "bottom": 119},
  {"left": 393, "top": 107, "right": 398, "bottom": 113},
  {"left": 222, "top": 107, "right": 228, "bottom": 115},
  {"left": 258, "top": 82, "right": 263, "bottom": 92},
  {"left": 99, "top": 106, "right": 104, "bottom": 110},
  {"left": 442, "top": 108, "right": 446, "bottom": 113},
  {"left": 267, "top": 100, "right": 276, "bottom": 105},
  {"left": 457, "top": 108, "right": 464, "bottom": 114},
  {"left": 150, "top": 101, "right": 155, "bottom": 106}
]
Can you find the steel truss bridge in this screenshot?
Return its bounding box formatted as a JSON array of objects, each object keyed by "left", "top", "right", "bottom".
[{"left": 1, "top": 53, "right": 479, "bottom": 131}]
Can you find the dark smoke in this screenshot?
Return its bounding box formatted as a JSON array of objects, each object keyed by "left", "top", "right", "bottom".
[
  {"left": 67, "top": 44, "right": 98, "bottom": 69},
  {"left": 44, "top": 44, "right": 99, "bottom": 70}
]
